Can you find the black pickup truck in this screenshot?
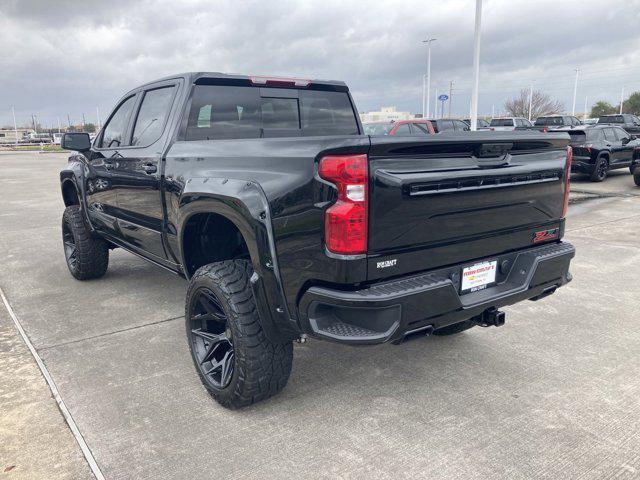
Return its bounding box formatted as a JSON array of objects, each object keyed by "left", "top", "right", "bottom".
[{"left": 59, "top": 72, "right": 575, "bottom": 408}]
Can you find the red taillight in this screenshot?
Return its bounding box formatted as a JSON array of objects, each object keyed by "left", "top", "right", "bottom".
[
  {"left": 543, "top": 127, "right": 548, "bottom": 133},
  {"left": 318, "top": 154, "right": 368, "bottom": 255},
  {"left": 562, "top": 146, "right": 572, "bottom": 218}
]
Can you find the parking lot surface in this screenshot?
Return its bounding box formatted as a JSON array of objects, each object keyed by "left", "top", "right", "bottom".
[{"left": 1, "top": 151, "right": 640, "bottom": 479}]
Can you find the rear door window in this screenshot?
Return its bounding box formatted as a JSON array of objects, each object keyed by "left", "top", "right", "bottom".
[
  {"left": 185, "top": 85, "right": 358, "bottom": 140},
  {"left": 393, "top": 123, "right": 411, "bottom": 135},
  {"left": 411, "top": 123, "right": 431, "bottom": 135},
  {"left": 604, "top": 128, "right": 617, "bottom": 142},
  {"left": 100, "top": 96, "right": 136, "bottom": 148},
  {"left": 131, "top": 86, "right": 176, "bottom": 146}
]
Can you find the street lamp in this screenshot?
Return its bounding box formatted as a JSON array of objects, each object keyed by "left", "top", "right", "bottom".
[
  {"left": 422, "top": 38, "right": 436, "bottom": 118},
  {"left": 469, "top": 0, "right": 483, "bottom": 131}
]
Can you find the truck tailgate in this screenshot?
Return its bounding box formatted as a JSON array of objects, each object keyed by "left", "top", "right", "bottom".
[{"left": 367, "top": 132, "right": 570, "bottom": 280}]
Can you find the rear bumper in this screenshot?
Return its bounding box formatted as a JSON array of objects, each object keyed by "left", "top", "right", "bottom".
[
  {"left": 298, "top": 242, "right": 575, "bottom": 344},
  {"left": 571, "top": 156, "right": 594, "bottom": 173}
]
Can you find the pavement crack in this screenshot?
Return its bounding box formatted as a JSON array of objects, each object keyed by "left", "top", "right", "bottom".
[{"left": 38, "top": 315, "right": 184, "bottom": 351}]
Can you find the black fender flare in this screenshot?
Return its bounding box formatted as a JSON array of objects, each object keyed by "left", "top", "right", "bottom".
[
  {"left": 177, "top": 177, "right": 298, "bottom": 342},
  {"left": 59, "top": 155, "right": 93, "bottom": 230}
]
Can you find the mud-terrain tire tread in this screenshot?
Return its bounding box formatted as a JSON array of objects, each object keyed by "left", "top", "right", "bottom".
[
  {"left": 186, "top": 260, "right": 293, "bottom": 409},
  {"left": 62, "top": 205, "right": 109, "bottom": 280}
]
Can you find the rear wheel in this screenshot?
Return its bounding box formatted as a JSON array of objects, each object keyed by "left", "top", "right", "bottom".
[
  {"left": 432, "top": 318, "right": 476, "bottom": 336},
  {"left": 590, "top": 156, "right": 609, "bottom": 182},
  {"left": 62, "top": 206, "right": 109, "bottom": 280},
  {"left": 185, "top": 260, "right": 293, "bottom": 409},
  {"left": 634, "top": 170, "right": 640, "bottom": 186}
]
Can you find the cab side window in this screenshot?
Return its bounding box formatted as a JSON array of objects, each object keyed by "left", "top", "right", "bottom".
[
  {"left": 131, "top": 86, "right": 176, "bottom": 147},
  {"left": 100, "top": 96, "right": 136, "bottom": 149}
]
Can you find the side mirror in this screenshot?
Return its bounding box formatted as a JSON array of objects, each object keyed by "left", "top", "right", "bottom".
[
  {"left": 622, "top": 137, "right": 630, "bottom": 145},
  {"left": 61, "top": 132, "right": 91, "bottom": 151}
]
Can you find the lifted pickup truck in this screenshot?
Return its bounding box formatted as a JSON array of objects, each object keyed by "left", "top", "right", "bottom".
[{"left": 60, "top": 72, "right": 575, "bottom": 408}]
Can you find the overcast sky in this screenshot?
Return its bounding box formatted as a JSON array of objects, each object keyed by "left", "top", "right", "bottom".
[{"left": 1, "top": 0, "right": 640, "bottom": 128}]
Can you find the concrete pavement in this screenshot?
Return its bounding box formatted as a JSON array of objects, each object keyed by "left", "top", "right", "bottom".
[{"left": 1, "top": 151, "right": 640, "bottom": 479}]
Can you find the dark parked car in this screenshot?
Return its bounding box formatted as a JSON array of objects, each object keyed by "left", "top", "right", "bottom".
[
  {"left": 534, "top": 115, "right": 582, "bottom": 131},
  {"left": 598, "top": 114, "right": 640, "bottom": 138},
  {"left": 427, "top": 118, "right": 470, "bottom": 132},
  {"left": 59, "top": 72, "right": 575, "bottom": 408},
  {"left": 569, "top": 125, "right": 640, "bottom": 181},
  {"left": 363, "top": 119, "right": 435, "bottom": 136},
  {"left": 462, "top": 118, "right": 491, "bottom": 130}
]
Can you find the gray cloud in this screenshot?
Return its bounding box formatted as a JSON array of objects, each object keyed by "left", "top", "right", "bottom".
[{"left": 1, "top": 0, "right": 640, "bottom": 128}]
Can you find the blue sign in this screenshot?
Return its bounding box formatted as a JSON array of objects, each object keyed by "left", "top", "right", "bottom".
[{"left": 438, "top": 94, "right": 449, "bottom": 101}]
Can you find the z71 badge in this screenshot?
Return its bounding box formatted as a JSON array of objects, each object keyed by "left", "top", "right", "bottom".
[
  {"left": 533, "top": 228, "right": 559, "bottom": 243},
  {"left": 376, "top": 259, "right": 397, "bottom": 269}
]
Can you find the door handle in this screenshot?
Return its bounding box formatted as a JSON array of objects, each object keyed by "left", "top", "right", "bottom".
[{"left": 143, "top": 163, "right": 157, "bottom": 174}]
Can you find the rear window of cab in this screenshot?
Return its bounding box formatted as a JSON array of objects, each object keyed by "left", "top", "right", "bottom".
[{"left": 185, "top": 85, "right": 359, "bottom": 140}]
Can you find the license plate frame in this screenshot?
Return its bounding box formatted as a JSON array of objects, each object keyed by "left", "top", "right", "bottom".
[{"left": 460, "top": 260, "right": 498, "bottom": 294}]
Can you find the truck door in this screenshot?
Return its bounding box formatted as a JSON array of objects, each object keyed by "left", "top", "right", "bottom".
[
  {"left": 85, "top": 94, "right": 138, "bottom": 239},
  {"left": 112, "top": 81, "right": 180, "bottom": 260}
]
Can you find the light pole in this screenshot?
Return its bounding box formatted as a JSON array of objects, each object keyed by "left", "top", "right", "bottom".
[
  {"left": 434, "top": 87, "right": 438, "bottom": 118},
  {"left": 469, "top": 0, "right": 483, "bottom": 131},
  {"left": 571, "top": 67, "right": 580, "bottom": 116},
  {"left": 422, "top": 37, "right": 436, "bottom": 118},
  {"left": 11, "top": 106, "right": 18, "bottom": 146},
  {"left": 620, "top": 86, "right": 625, "bottom": 114},
  {"left": 528, "top": 83, "right": 533, "bottom": 121}
]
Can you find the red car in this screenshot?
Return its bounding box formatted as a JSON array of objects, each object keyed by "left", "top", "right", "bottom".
[{"left": 362, "top": 119, "right": 435, "bottom": 136}]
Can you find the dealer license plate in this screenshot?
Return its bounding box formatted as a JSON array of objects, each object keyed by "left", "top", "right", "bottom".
[{"left": 461, "top": 260, "right": 497, "bottom": 294}]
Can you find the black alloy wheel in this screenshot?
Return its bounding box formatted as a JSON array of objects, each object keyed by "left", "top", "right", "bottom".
[
  {"left": 187, "top": 287, "right": 235, "bottom": 390},
  {"left": 62, "top": 223, "right": 78, "bottom": 271}
]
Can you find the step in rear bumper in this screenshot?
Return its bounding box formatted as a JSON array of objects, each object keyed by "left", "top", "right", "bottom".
[{"left": 297, "top": 241, "right": 575, "bottom": 344}]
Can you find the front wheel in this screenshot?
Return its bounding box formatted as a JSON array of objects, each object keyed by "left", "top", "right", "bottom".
[
  {"left": 634, "top": 170, "right": 640, "bottom": 186},
  {"left": 62, "top": 205, "right": 109, "bottom": 280},
  {"left": 185, "top": 260, "right": 293, "bottom": 409}
]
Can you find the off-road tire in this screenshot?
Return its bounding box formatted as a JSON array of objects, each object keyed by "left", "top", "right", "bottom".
[
  {"left": 432, "top": 319, "right": 476, "bottom": 336},
  {"left": 62, "top": 205, "right": 109, "bottom": 280},
  {"left": 185, "top": 260, "right": 293, "bottom": 409},
  {"left": 590, "top": 156, "right": 609, "bottom": 182}
]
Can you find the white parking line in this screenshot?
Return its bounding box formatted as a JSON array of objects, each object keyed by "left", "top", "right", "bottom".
[{"left": 0, "top": 286, "right": 105, "bottom": 480}]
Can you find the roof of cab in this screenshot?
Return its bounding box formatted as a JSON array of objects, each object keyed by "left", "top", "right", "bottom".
[{"left": 133, "top": 72, "right": 348, "bottom": 90}]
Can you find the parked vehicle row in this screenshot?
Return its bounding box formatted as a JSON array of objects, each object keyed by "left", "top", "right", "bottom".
[
  {"left": 59, "top": 72, "right": 575, "bottom": 408},
  {"left": 363, "top": 114, "right": 640, "bottom": 184}
]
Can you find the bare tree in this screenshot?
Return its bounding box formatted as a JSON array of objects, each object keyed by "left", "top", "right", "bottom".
[{"left": 504, "top": 89, "right": 564, "bottom": 118}]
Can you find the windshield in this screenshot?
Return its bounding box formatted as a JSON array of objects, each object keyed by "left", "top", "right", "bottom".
[
  {"left": 363, "top": 123, "right": 394, "bottom": 135},
  {"left": 599, "top": 115, "right": 624, "bottom": 124},
  {"left": 535, "top": 117, "right": 564, "bottom": 126},
  {"left": 490, "top": 118, "right": 514, "bottom": 127}
]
